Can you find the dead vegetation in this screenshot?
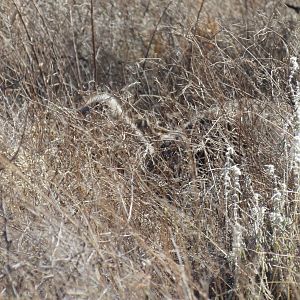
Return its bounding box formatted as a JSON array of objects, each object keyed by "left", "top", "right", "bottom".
[{"left": 0, "top": 0, "right": 299, "bottom": 299}]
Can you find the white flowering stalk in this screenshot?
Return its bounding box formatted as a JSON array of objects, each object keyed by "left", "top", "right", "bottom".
[
  {"left": 247, "top": 177, "right": 265, "bottom": 245},
  {"left": 289, "top": 57, "right": 300, "bottom": 184},
  {"left": 223, "top": 145, "right": 234, "bottom": 238},
  {"left": 223, "top": 145, "right": 243, "bottom": 290},
  {"left": 231, "top": 165, "right": 243, "bottom": 269},
  {"left": 285, "top": 57, "right": 300, "bottom": 270},
  {"left": 245, "top": 174, "right": 273, "bottom": 298},
  {"left": 261, "top": 163, "right": 294, "bottom": 299},
  {"left": 265, "top": 165, "right": 291, "bottom": 238}
]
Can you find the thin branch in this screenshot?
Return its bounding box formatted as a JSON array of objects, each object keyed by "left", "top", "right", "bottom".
[
  {"left": 142, "top": 0, "right": 172, "bottom": 69},
  {"left": 193, "top": 0, "right": 206, "bottom": 34},
  {"left": 11, "top": 0, "right": 47, "bottom": 92},
  {"left": 90, "top": 0, "right": 97, "bottom": 89}
]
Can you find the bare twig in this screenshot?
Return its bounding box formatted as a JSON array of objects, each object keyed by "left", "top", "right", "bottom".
[
  {"left": 90, "top": 0, "right": 97, "bottom": 89},
  {"left": 193, "top": 0, "right": 206, "bottom": 34},
  {"left": 142, "top": 1, "right": 172, "bottom": 69}
]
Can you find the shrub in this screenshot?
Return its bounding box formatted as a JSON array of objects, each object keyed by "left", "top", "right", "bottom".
[{"left": 0, "top": 1, "right": 299, "bottom": 298}]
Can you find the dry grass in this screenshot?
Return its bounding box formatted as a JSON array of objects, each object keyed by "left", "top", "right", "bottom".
[{"left": 0, "top": 0, "right": 299, "bottom": 299}]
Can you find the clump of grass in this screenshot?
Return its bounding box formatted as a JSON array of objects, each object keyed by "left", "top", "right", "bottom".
[{"left": 0, "top": 1, "right": 299, "bottom": 299}]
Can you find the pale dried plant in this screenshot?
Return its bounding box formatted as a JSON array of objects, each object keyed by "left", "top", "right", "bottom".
[
  {"left": 0, "top": 1, "right": 300, "bottom": 299},
  {"left": 223, "top": 145, "right": 244, "bottom": 292}
]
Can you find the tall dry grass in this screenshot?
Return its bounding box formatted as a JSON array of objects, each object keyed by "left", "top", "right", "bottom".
[{"left": 0, "top": 0, "right": 299, "bottom": 299}]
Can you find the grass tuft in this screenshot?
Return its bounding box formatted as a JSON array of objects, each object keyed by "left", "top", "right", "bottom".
[{"left": 0, "top": 1, "right": 299, "bottom": 299}]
